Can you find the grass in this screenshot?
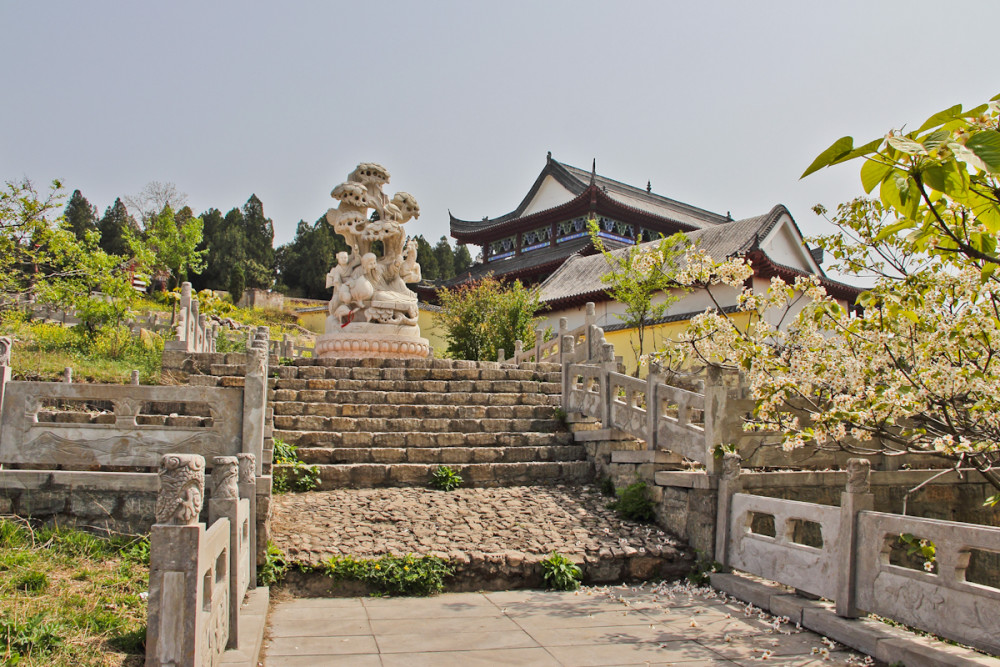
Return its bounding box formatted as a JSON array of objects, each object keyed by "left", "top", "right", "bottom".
[{"left": 0, "top": 517, "right": 149, "bottom": 666}]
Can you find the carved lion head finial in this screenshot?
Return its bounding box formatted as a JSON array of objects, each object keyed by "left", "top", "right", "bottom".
[
  {"left": 155, "top": 454, "right": 205, "bottom": 525},
  {"left": 237, "top": 453, "right": 256, "bottom": 486},
  {"left": 722, "top": 452, "right": 741, "bottom": 480},
  {"left": 211, "top": 456, "right": 239, "bottom": 501}
]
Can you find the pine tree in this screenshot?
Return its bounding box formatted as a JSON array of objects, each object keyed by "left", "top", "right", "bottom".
[
  {"left": 97, "top": 198, "right": 137, "bottom": 256},
  {"left": 275, "top": 217, "right": 350, "bottom": 299},
  {"left": 434, "top": 236, "right": 455, "bottom": 280},
  {"left": 64, "top": 189, "right": 98, "bottom": 240},
  {"left": 414, "top": 235, "right": 438, "bottom": 280},
  {"left": 453, "top": 243, "right": 473, "bottom": 275},
  {"left": 242, "top": 194, "right": 275, "bottom": 289}
]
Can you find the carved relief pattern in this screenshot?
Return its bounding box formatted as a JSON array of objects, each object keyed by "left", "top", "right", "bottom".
[
  {"left": 722, "top": 452, "right": 742, "bottom": 480},
  {"left": 846, "top": 457, "right": 871, "bottom": 494},
  {"left": 155, "top": 454, "right": 205, "bottom": 525},
  {"left": 211, "top": 456, "right": 239, "bottom": 501},
  {"left": 0, "top": 336, "right": 11, "bottom": 367},
  {"left": 237, "top": 453, "right": 256, "bottom": 486}
]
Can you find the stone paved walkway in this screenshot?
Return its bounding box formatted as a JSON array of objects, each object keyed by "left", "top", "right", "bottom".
[
  {"left": 263, "top": 581, "right": 882, "bottom": 666},
  {"left": 272, "top": 485, "right": 687, "bottom": 567}
]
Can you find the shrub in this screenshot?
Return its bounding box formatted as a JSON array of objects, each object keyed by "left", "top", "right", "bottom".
[
  {"left": 540, "top": 552, "right": 582, "bottom": 591},
  {"left": 257, "top": 542, "right": 289, "bottom": 587},
  {"left": 437, "top": 275, "right": 544, "bottom": 361},
  {"left": 608, "top": 481, "right": 656, "bottom": 523},
  {"left": 430, "top": 465, "right": 463, "bottom": 491},
  {"left": 323, "top": 554, "right": 453, "bottom": 596},
  {"left": 272, "top": 437, "right": 320, "bottom": 493}
]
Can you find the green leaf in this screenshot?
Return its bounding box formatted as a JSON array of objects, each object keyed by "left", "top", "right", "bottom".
[
  {"left": 832, "top": 138, "right": 884, "bottom": 165},
  {"left": 948, "top": 142, "right": 988, "bottom": 172},
  {"left": 922, "top": 162, "right": 967, "bottom": 198},
  {"left": 873, "top": 219, "right": 912, "bottom": 243},
  {"left": 917, "top": 104, "right": 963, "bottom": 133},
  {"left": 861, "top": 159, "right": 893, "bottom": 194},
  {"left": 920, "top": 129, "right": 951, "bottom": 152},
  {"left": 965, "top": 131, "right": 1000, "bottom": 173},
  {"left": 801, "top": 137, "right": 855, "bottom": 179},
  {"left": 886, "top": 135, "right": 927, "bottom": 155}
]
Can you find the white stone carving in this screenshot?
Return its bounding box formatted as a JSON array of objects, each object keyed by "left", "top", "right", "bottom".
[
  {"left": 155, "top": 454, "right": 205, "bottom": 525},
  {"left": 0, "top": 336, "right": 11, "bottom": 367},
  {"left": 316, "top": 162, "right": 430, "bottom": 359},
  {"left": 212, "top": 456, "right": 239, "bottom": 501}
]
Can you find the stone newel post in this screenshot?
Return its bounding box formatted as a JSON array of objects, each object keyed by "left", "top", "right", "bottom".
[
  {"left": 238, "top": 453, "right": 257, "bottom": 590},
  {"left": 714, "top": 452, "right": 743, "bottom": 566},
  {"left": 147, "top": 454, "right": 206, "bottom": 666},
  {"left": 836, "top": 458, "right": 874, "bottom": 617},
  {"left": 210, "top": 456, "right": 241, "bottom": 649},
  {"left": 0, "top": 336, "right": 11, "bottom": 419}
]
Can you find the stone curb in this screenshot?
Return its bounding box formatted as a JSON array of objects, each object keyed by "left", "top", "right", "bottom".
[
  {"left": 710, "top": 572, "right": 996, "bottom": 667},
  {"left": 219, "top": 587, "right": 269, "bottom": 666}
]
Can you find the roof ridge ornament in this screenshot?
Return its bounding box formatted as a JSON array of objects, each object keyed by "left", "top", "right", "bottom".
[{"left": 590, "top": 159, "right": 596, "bottom": 186}]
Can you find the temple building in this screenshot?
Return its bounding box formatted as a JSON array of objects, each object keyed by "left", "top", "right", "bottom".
[{"left": 444, "top": 153, "right": 861, "bottom": 370}]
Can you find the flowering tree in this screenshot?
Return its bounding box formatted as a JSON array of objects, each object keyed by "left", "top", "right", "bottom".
[
  {"left": 588, "top": 219, "right": 687, "bottom": 374},
  {"left": 437, "top": 275, "right": 544, "bottom": 361},
  {"left": 658, "top": 96, "right": 1000, "bottom": 496}
]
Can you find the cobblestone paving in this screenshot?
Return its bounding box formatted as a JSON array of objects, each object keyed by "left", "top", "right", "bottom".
[
  {"left": 271, "top": 485, "right": 686, "bottom": 567},
  {"left": 263, "top": 581, "right": 884, "bottom": 666}
]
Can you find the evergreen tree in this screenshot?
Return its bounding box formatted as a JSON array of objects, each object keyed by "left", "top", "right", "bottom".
[
  {"left": 275, "top": 217, "right": 349, "bottom": 299},
  {"left": 242, "top": 194, "right": 275, "bottom": 289},
  {"left": 453, "top": 243, "right": 473, "bottom": 275},
  {"left": 414, "top": 235, "right": 438, "bottom": 280},
  {"left": 63, "top": 189, "right": 98, "bottom": 240},
  {"left": 97, "top": 197, "right": 137, "bottom": 256},
  {"left": 229, "top": 265, "right": 246, "bottom": 305},
  {"left": 434, "top": 236, "right": 455, "bottom": 280},
  {"left": 190, "top": 208, "right": 224, "bottom": 290}
]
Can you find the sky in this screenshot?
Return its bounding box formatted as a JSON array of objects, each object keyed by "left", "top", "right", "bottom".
[{"left": 2, "top": 1, "right": 998, "bottom": 252}]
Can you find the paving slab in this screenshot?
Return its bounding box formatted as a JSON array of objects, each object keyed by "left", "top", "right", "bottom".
[{"left": 263, "top": 581, "right": 885, "bottom": 666}]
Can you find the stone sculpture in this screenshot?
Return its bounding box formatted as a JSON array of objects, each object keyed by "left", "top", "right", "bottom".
[
  {"left": 845, "top": 457, "right": 871, "bottom": 494},
  {"left": 315, "top": 162, "right": 430, "bottom": 359},
  {"left": 0, "top": 336, "right": 11, "bottom": 367},
  {"left": 154, "top": 454, "right": 205, "bottom": 525},
  {"left": 211, "top": 456, "right": 239, "bottom": 501}
]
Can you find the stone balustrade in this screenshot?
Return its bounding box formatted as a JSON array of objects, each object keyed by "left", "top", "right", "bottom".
[
  {"left": 165, "top": 282, "right": 219, "bottom": 354},
  {"left": 146, "top": 452, "right": 256, "bottom": 666},
  {"left": 715, "top": 456, "right": 1000, "bottom": 655}
]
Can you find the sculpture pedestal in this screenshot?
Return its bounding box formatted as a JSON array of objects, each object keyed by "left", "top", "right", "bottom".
[{"left": 316, "top": 320, "right": 430, "bottom": 359}]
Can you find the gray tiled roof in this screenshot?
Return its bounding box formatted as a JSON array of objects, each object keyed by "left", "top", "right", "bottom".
[{"left": 538, "top": 205, "right": 788, "bottom": 303}]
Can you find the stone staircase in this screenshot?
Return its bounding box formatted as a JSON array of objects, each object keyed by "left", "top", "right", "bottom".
[{"left": 263, "top": 358, "right": 591, "bottom": 489}]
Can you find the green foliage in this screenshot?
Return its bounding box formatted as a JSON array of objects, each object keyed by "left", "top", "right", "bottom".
[
  {"left": 453, "top": 243, "right": 473, "bottom": 275},
  {"left": 63, "top": 189, "right": 98, "bottom": 241},
  {"left": 588, "top": 219, "right": 687, "bottom": 371},
  {"left": 272, "top": 437, "right": 320, "bottom": 493},
  {"left": 229, "top": 265, "right": 246, "bottom": 305},
  {"left": 540, "top": 552, "right": 582, "bottom": 591},
  {"left": 323, "top": 554, "right": 453, "bottom": 596},
  {"left": 273, "top": 216, "right": 350, "bottom": 298},
  {"left": 429, "top": 465, "right": 463, "bottom": 491},
  {"left": 0, "top": 613, "right": 64, "bottom": 661},
  {"left": 686, "top": 552, "right": 721, "bottom": 585},
  {"left": 899, "top": 533, "right": 937, "bottom": 572},
  {"left": 96, "top": 197, "right": 137, "bottom": 257},
  {"left": 599, "top": 477, "right": 616, "bottom": 498},
  {"left": 414, "top": 235, "right": 439, "bottom": 279},
  {"left": 438, "top": 274, "right": 544, "bottom": 361},
  {"left": 13, "top": 571, "right": 49, "bottom": 594},
  {"left": 434, "top": 236, "right": 455, "bottom": 280},
  {"left": 144, "top": 204, "right": 207, "bottom": 289},
  {"left": 258, "top": 542, "right": 289, "bottom": 586},
  {"left": 608, "top": 481, "right": 656, "bottom": 523},
  {"left": 195, "top": 196, "right": 276, "bottom": 292}
]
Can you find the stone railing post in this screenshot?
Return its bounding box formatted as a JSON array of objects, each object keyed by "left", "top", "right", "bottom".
[
  {"left": 147, "top": 453, "right": 206, "bottom": 666},
  {"left": 560, "top": 335, "right": 575, "bottom": 413},
  {"left": 646, "top": 360, "right": 665, "bottom": 450},
  {"left": 714, "top": 452, "right": 743, "bottom": 566},
  {"left": 209, "top": 456, "right": 241, "bottom": 649},
  {"left": 238, "top": 453, "right": 257, "bottom": 591},
  {"left": 189, "top": 297, "right": 200, "bottom": 353},
  {"left": 197, "top": 314, "right": 207, "bottom": 352},
  {"left": 178, "top": 282, "right": 193, "bottom": 348},
  {"left": 0, "top": 336, "right": 11, "bottom": 418},
  {"left": 533, "top": 329, "right": 543, "bottom": 363},
  {"left": 243, "top": 347, "right": 267, "bottom": 476},
  {"left": 497, "top": 348, "right": 505, "bottom": 363},
  {"left": 63, "top": 367, "right": 73, "bottom": 383},
  {"left": 584, "top": 302, "right": 596, "bottom": 356},
  {"left": 131, "top": 370, "right": 140, "bottom": 385},
  {"left": 836, "top": 458, "right": 874, "bottom": 618},
  {"left": 599, "top": 341, "right": 616, "bottom": 427},
  {"left": 558, "top": 318, "right": 568, "bottom": 366},
  {"left": 514, "top": 340, "right": 523, "bottom": 361},
  {"left": 702, "top": 366, "right": 728, "bottom": 475}
]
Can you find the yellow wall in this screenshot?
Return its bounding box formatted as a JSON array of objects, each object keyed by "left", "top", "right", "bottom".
[{"left": 602, "top": 312, "right": 754, "bottom": 375}]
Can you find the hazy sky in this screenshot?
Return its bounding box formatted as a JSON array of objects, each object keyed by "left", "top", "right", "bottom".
[{"left": 3, "top": 1, "right": 998, "bottom": 250}]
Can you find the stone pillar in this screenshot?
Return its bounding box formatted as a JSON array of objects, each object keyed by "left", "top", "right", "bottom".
[
  {"left": 237, "top": 453, "right": 257, "bottom": 591},
  {"left": 198, "top": 315, "right": 208, "bottom": 353},
  {"left": 584, "top": 302, "right": 596, "bottom": 360},
  {"left": 0, "top": 336, "right": 11, "bottom": 419},
  {"left": 836, "top": 458, "right": 874, "bottom": 618},
  {"left": 714, "top": 452, "right": 743, "bottom": 566},
  {"left": 646, "top": 361, "right": 665, "bottom": 451},
  {"left": 599, "top": 341, "right": 616, "bottom": 428},
  {"left": 558, "top": 318, "right": 568, "bottom": 366},
  {"left": 147, "top": 454, "right": 206, "bottom": 666},
  {"left": 179, "top": 282, "right": 193, "bottom": 350},
  {"left": 702, "top": 366, "right": 728, "bottom": 475},
  {"left": 209, "top": 457, "right": 241, "bottom": 649},
  {"left": 497, "top": 348, "right": 505, "bottom": 363},
  {"left": 131, "top": 370, "right": 140, "bottom": 385},
  {"left": 514, "top": 340, "right": 523, "bottom": 362},
  {"left": 189, "top": 298, "right": 200, "bottom": 354},
  {"left": 63, "top": 367, "right": 73, "bottom": 383},
  {"left": 560, "top": 334, "right": 575, "bottom": 414},
  {"left": 242, "top": 347, "right": 268, "bottom": 476},
  {"left": 282, "top": 334, "right": 293, "bottom": 359},
  {"left": 533, "top": 329, "right": 543, "bottom": 363}
]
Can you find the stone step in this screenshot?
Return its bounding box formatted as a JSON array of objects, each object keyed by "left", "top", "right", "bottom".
[
  {"left": 296, "top": 444, "right": 586, "bottom": 465},
  {"left": 269, "top": 486, "right": 692, "bottom": 593},
  {"left": 269, "top": 378, "right": 562, "bottom": 394},
  {"left": 271, "top": 415, "right": 563, "bottom": 434},
  {"left": 287, "top": 357, "right": 562, "bottom": 373},
  {"left": 271, "top": 402, "right": 556, "bottom": 420},
  {"left": 211, "top": 363, "right": 561, "bottom": 384},
  {"left": 279, "top": 460, "right": 593, "bottom": 489},
  {"left": 274, "top": 430, "right": 575, "bottom": 448},
  {"left": 270, "top": 389, "right": 559, "bottom": 407}
]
